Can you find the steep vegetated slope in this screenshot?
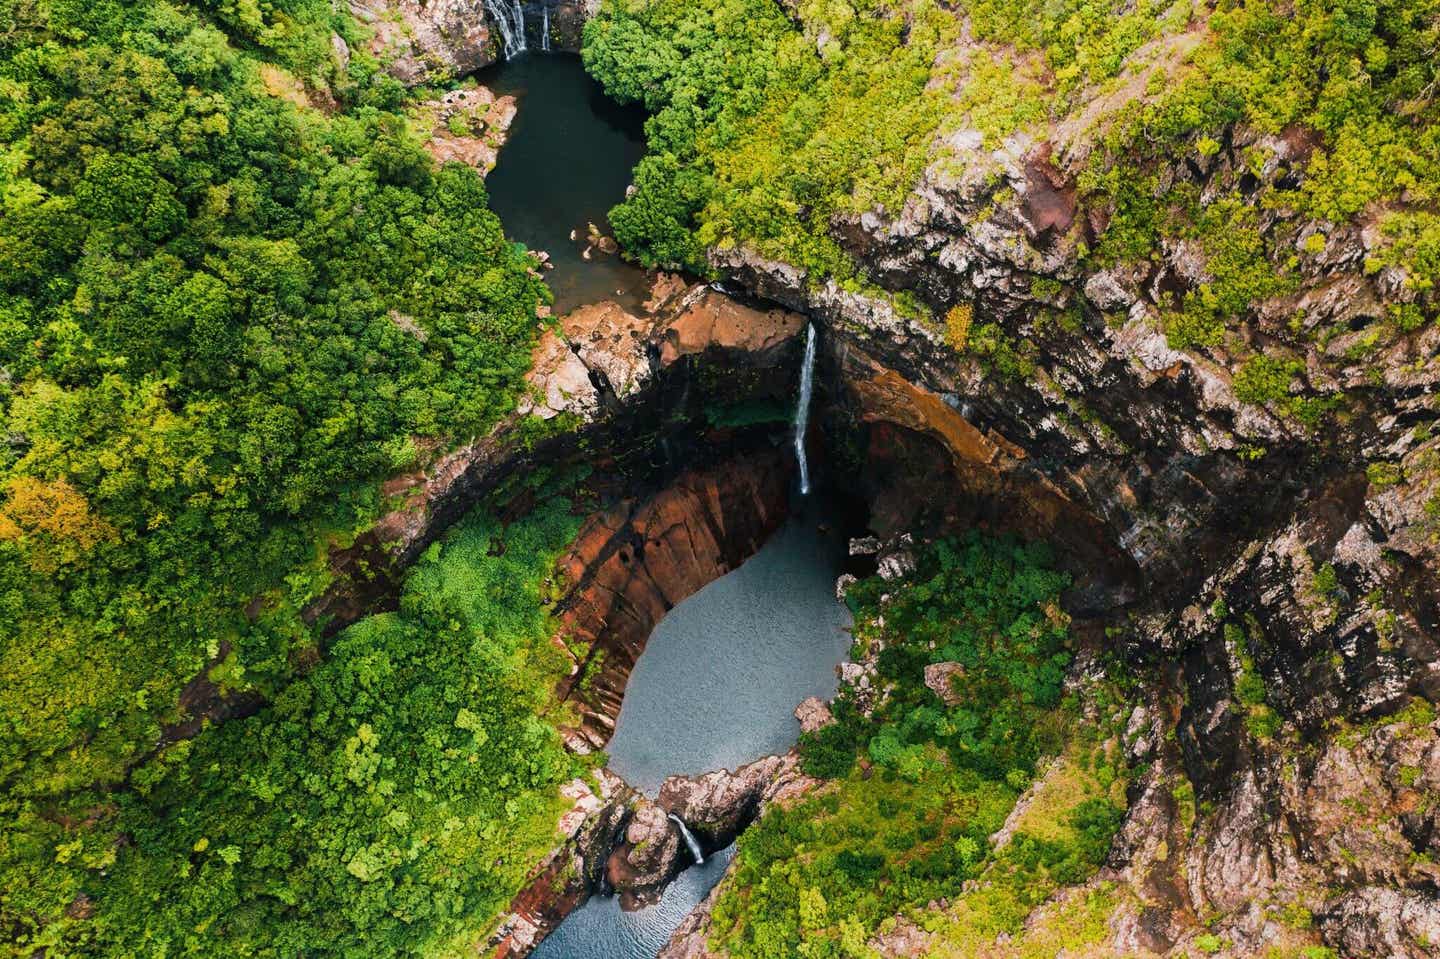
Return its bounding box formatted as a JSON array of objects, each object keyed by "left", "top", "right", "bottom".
[
  {"left": 706, "top": 536, "right": 1130, "bottom": 958},
  {"left": 587, "top": 0, "right": 1440, "bottom": 956}
]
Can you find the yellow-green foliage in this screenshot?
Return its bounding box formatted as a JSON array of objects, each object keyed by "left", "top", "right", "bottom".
[
  {"left": 711, "top": 535, "right": 1128, "bottom": 957},
  {"left": 584, "top": 0, "right": 961, "bottom": 275},
  {"left": 0, "top": 0, "right": 551, "bottom": 830},
  {"left": 945, "top": 303, "right": 975, "bottom": 351},
  {"left": 587, "top": 0, "right": 1440, "bottom": 357},
  {"left": 927, "top": 742, "right": 1125, "bottom": 958}
]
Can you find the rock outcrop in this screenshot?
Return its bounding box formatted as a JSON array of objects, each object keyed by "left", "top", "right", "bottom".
[
  {"left": 701, "top": 36, "right": 1440, "bottom": 955},
  {"left": 416, "top": 85, "right": 517, "bottom": 172},
  {"left": 548, "top": 0, "right": 600, "bottom": 51},
  {"left": 487, "top": 771, "right": 633, "bottom": 958},
  {"left": 492, "top": 731, "right": 818, "bottom": 957},
  {"left": 349, "top": 0, "right": 496, "bottom": 85},
  {"left": 347, "top": 0, "right": 598, "bottom": 85}
]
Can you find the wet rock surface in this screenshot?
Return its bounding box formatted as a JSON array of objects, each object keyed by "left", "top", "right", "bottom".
[
  {"left": 491, "top": 744, "right": 817, "bottom": 956},
  {"left": 551, "top": 449, "right": 791, "bottom": 750}
]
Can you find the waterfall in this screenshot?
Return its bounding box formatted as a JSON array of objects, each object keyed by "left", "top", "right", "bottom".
[
  {"left": 486, "top": 0, "right": 527, "bottom": 58},
  {"left": 667, "top": 814, "right": 705, "bottom": 865},
  {"left": 793, "top": 323, "right": 817, "bottom": 495},
  {"left": 541, "top": 3, "right": 550, "bottom": 52}
]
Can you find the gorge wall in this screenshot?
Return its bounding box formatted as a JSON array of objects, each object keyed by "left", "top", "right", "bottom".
[{"left": 692, "top": 100, "right": 1440, "bottom": 956}]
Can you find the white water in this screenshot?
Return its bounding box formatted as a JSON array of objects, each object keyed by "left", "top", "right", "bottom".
[
  {"left": 793, "top": 323, "right": 817, "bottom": 495},
  {"left": 486, "top": 0, "right": 527, "bottom": 58},
  {"left": 541, "top": 4, "right": 551, "bottom": 52},
  {"left": 667, "top": 814, "right": 705, "bottom": 865}
]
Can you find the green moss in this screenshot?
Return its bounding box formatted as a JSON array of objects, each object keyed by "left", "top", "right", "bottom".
[{"left": 1367, "top": 461, "right": 1405, "bottom": 488}]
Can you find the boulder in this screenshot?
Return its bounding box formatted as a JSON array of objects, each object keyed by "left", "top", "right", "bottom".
[
  {"left": 923, "top": 662, "right": 965, "bottom": 706},
  {"left": 794, "top": 696, "right": 834, "bottom": 734}
]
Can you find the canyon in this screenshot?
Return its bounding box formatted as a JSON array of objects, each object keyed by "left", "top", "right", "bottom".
[{"left": 124, "top": 5, "right": 1440, "bottom": 957}]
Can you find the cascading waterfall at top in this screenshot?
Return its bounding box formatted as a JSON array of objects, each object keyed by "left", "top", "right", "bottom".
[
  {"left": 541, "top": 4, "right": 550, "bottom": 52},
  {"left": 667, "top": 814, "right": 705, "bottom": 865},
  {"left": 793, "top": 323, "right": 817, "bottom": 495},
  {"left": 486, "top": 0, "right": 527, "bottom": 58}
]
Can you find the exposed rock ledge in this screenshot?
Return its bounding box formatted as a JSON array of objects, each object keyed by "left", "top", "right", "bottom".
[
  {"left": 348, "top": 0, "right": 600, "bottom": 86},
  {"left": 487, "top": 723, "right": 817, "bottom": 957}
]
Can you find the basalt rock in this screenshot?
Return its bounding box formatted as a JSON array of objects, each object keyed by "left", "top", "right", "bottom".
[
  {"left": 547, "top": 0, "right": 600, "bottom": 52},
  {"left": 922, "top": 661, "right": 965, "bottom": 707},
  {"left": 706, "top": 44, "right": 1440, "bottom": 955}
]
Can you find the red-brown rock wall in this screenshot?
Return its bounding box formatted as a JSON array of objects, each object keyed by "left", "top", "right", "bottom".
[{"left": 553, "top": 448, "right": 792, "bottom": 749}]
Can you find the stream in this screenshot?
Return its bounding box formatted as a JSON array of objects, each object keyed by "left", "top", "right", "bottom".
[{"left": 484, "top": 51, "right": 854, "bottom": 959}]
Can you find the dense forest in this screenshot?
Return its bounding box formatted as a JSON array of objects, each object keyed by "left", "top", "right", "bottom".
[
  {"left": 586, "top": 0, "right": 1440, "bottom": 362},
  {"left": 0, "top": 0, "right": 556, "bottom": 950}
]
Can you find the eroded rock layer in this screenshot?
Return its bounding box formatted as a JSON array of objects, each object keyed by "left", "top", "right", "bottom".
[
  {"left": 700, "top": 101, "right": 1440, "bottom": 955},
  {"left": 551, "top": 449, "right": 791, "bottom": 749}
]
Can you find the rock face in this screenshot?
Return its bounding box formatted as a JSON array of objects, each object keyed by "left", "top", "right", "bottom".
[
  {"left": 552, "top": 449, "right": 790, "bottom": 749},
  {"left": 303, "top": 279, "right": 807, "bottom": 642},
  {"left": 794, "top": 696, "right": 833, "bottom": 733},
  {"left": 548, "top": 0, "right": 600, "bottom": 51},
  {"left": 652, "top": 751, "right": 818, "bottom": 959},
  {"left": 487, "top": 771, "right": 633, "bottom": 958},
  {"left": 349, "top": 0, "right": 496, "bottom": 85},
  {"left": 704, "top": 55, "right": 1440, "bottom": 957},
  {"left": 347, "top": 0, "right": 597, "bottom": 84},
  {"left": 520, "top": 279, "right": 806, "bottom": 421}
]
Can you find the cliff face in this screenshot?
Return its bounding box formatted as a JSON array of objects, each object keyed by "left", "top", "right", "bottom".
[
  {"left": 551, "top": 450, "right": 790, "bottom": 749},
  {"left": 349, "top": 0, "right": 597, "bottom": 85},
  {"left": 704, "top": 97, "right": 1440, "bottom": 958}
]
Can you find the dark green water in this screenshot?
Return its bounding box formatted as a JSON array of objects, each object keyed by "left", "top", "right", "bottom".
[{"left": 480, "top": 54, "right": 650, "bottom": 314}]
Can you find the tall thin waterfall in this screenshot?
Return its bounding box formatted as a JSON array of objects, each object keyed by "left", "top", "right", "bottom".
[
  {"left": 667, "top": 814, "right": 705, "bottom": 865},
  {"left": 793, "top": 323, "right": 817, "bottom": 495},
  {"left": 541, "top": 4, "right": 550, "bottom": 52},
  {"left": 486, "top": 0, "right": 527, "bottom": 58}
]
